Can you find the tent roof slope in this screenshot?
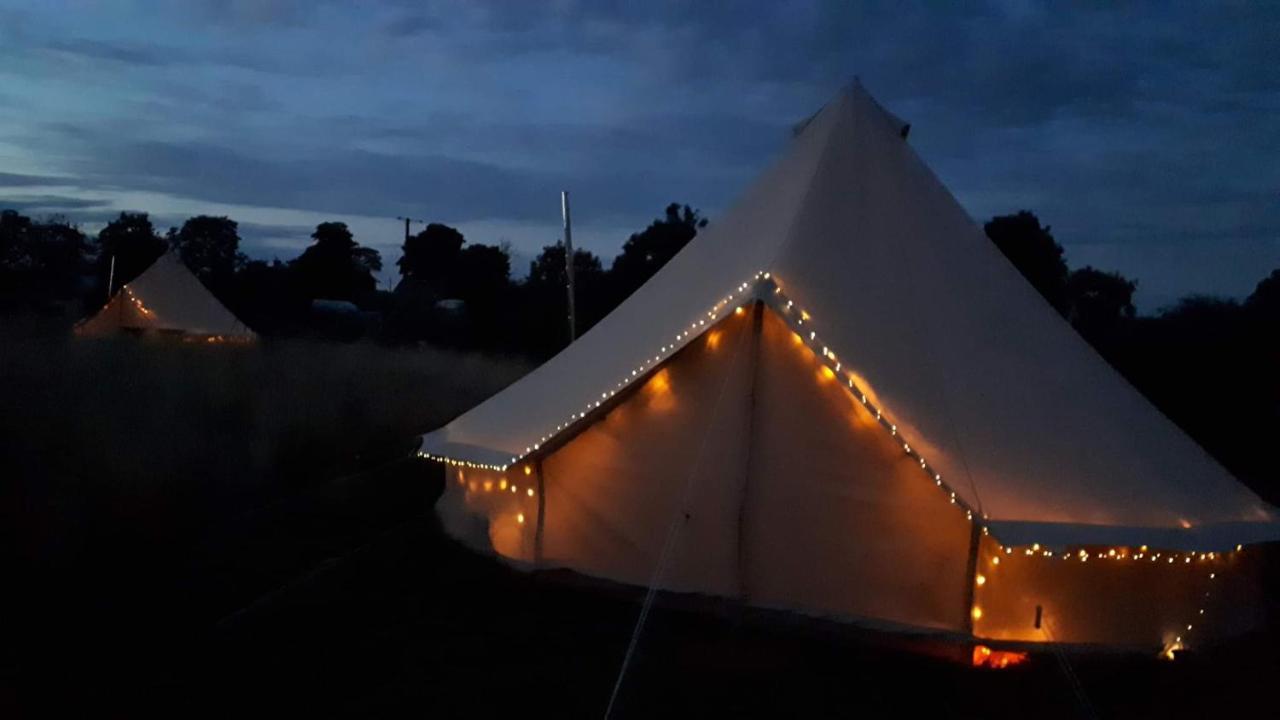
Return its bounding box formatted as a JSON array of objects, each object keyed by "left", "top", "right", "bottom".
[
  {"left": 77, "top": 252, "right": 255, "bottom": 339},
  {"left": 420, "top": 80, "right": 1279, "bottom": 549}
]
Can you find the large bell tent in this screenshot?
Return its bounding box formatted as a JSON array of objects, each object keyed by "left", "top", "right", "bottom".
[
  {"left": 76, "top": 252, "right": 255, "bottom": 342},
  {"left": 418, "top": 81, "right": 1278, "bottom": 652}
]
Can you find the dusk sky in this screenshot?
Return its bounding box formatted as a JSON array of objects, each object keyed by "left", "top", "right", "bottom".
[{"left": 1, "top": 1, "right": 1275, "bottom": 310}]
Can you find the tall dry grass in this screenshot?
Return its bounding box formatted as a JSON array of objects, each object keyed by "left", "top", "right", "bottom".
[{"left": 0, "top": 320, "right": 529, "bottom": 566}]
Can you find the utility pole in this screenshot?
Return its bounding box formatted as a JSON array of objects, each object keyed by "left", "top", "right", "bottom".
[
  {"left": 396, "top": 217, "right": 425, "bottom": 292},
  {"left": 561, "top": 191, "right": 577, "bottom": 342},
  {"left": 397, "top": 216, "right": 425, "bottom": 247},
  {"left": 106, "top": 254, "right": 116, "bottom": 301}
]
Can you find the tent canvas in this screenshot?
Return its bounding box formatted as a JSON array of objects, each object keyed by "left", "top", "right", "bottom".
[
  {"left": 420, "top": 81, "right": 1278, "bottom": 648},
  {"left": 76, "top": 252, "right": 255, "bottom": 341}
]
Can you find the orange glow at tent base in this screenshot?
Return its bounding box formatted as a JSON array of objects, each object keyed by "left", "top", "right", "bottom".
[{"left": 972, "top": 645, "right": 1029, "bottom": 669}]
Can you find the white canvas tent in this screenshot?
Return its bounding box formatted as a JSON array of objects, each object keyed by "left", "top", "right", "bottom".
[
  {"left": 419, "top": 81, "right": 1279, "bottom": 650},
  {"left": 76, "top": 252, "right": 255, "bottom": 342}
]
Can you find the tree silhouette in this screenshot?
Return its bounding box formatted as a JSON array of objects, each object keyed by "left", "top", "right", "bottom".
[
  {"left": 984, "top": 211, "right": 1070, "bottom": 316},
  {"left": 1245, "top": 269, "right": 1280, "bottom": 321},
  {"left": 1, "top": 210, "right": 39, "bottom": 306},
  {"left": 610, "top": 203, "right": 707, "bottom": 304},
  {"left": 455, "top": 244, "right": 511, "bottom": 302},
  {"left": 0, "top": 210, "right": 91, "bottom": 309},
  {"left": 169, "top": 215, "right": 246, "bottom": 292},
  {"left": 1066, "top": 266, "right": 1137, "bottom": 347},
  {"left": 397, "top": 223, "right": 465, "bottom": 298},
  {"left": 95, "top": 211, "right": 166, "bottom": 290},
  {"left": 528, "top": 242, "right": 604, "bottom": 287},
  {"left": 518, "top": 242, "right": 608, "bottom": 355},
  {"left": 291, "top": 222, "right": 382, "bottom": 302},
  {"left": 230, "top": 258, "right": 306, "bottom": 334}
]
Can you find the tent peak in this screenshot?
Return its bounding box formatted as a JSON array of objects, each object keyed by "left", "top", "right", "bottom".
[{"left": 794, "top": 79, "right": 911, "bottom": 142}]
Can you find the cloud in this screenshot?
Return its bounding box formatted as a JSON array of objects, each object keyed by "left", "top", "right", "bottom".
[
  {"left": 43, "top": 38, "right": 171, "bottom": 67},
  {"left": 1, "top": 1, "right": 1276, "bottom": 309},
  {"left": 0, "top": 172, "right": 79, "bottom": 188},
  {"left": 0, "top": 195, "right": 112, "bottom": 212}
]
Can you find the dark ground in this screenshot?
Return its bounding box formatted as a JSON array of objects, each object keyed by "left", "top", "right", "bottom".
[
  {"left": 3, "top": 329, "right": 1278, "bottom": 718},
  {"left": 5, "top": 459, "right": 1278, "bottom": 719}
]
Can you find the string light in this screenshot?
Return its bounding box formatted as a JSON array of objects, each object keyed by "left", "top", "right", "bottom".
[
  {"left": 123, "top": 286, "right": 154, "bottom": 317},
  {"left": 420, "top": 272, "right": 769, "bottom": 472},
  {"left": 418, "top": 270, "right": 1247, "bottom": 650}
]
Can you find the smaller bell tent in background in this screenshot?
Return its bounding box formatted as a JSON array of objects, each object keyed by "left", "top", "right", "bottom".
[{"left": 75, "top": 252, "right": 256, "bottom": 342}]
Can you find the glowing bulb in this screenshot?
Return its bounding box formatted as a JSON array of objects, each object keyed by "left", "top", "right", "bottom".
[
  {"left": 524, "top": 465, "right": 532, "bottom": 476},
  {"left": 517, "top": 513, "right": 525, "bottom": 524},
  {"left": 499, "top": 480, "right": 508, "bottom": 491},
  {"left": 971, "top": 606, "right": 983, "bottom": 621},
  {"left": 975, "top": 574, "right": 986, "bottom": 586},
  {"left": 735, "top": 307, "right": 745, "bottom": 316},
  {"left": 991, "top": 556, "right": 1000, "bottom": 566},
  {"left": 527, "top": 488, "right": 535, "bottom": 497}
]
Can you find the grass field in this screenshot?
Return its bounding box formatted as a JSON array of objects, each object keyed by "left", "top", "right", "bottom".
[{"left": 2, "top": 321, "right": 1277, "bottom": 718}]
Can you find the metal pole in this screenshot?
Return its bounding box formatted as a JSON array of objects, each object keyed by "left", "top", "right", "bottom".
[
  {"left": 534, "top": 458, "right": 546, "bottom": 567},
  {"left": 962, "top": 519, "right": 982, "bottom": 635},
  {"left": 106, "top": 254, "right": 116, "bottom": 301},
  {"left": 561, "top": 191, "right": 577, "bottom": 342}
]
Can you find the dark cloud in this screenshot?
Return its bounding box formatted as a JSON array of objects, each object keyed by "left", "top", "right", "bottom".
[
  {"left": 381, "top": 13, "right": 438, "bottom": 38},
  {"left": 0, "top": 195, "right": 111, "bottom": 211},
  {"left": 73, "top": 139, "right": 556, "bottom": 222},
  {"left": 0, "top": 172, "right": 76, "bottom": 188},
  {"left": 43, "top": 38, "right": 171, "bottom": 67}
]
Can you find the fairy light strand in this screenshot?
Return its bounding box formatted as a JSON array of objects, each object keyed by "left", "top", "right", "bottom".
[
  {"left": 418, "top": 271, "right": 768, "bottom": 472},
  {"left": 419, "top": 270, "right": 1247, "bottom": 652}
]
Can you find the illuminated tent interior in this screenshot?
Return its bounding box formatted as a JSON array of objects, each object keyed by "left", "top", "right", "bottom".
[
  {"left": 75, "top": 252, "right": 255, "bottom": 342},
  {"left": 420, "top": 80, "right": 1279, "bottom": 652}
]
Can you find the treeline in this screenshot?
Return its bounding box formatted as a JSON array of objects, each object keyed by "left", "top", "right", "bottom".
[
  {"left": 1, "top": 203, "right": 1276, "bottom": 499},
  {"left": 0, "top": 203, "right": 707, "bottom": 357}
]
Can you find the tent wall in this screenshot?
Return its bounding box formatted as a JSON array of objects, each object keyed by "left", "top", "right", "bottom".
[
  {"left": 438, "top": 306, "right": 975, "bottom": 632},
  {"left": 741, "top": 310, "right": 972, "bottom": 631},
  {"left": 972, "top": 535, "right": 1263, "bottom": 645},
  {"left": 538, "top": 308, "right": 758, "bottom": 595},
  {"left": 74, "top": 291, "right": 153, "bottom": 337},
  {"left": 437, "top": 465, "right": 539, "bottom": 562}
]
